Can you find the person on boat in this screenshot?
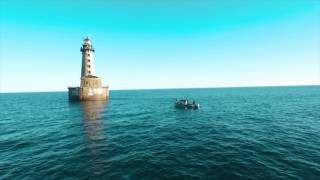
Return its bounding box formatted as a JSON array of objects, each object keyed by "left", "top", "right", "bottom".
[{"left": 185, "top": 99, "right": 188, "bottom": 105}]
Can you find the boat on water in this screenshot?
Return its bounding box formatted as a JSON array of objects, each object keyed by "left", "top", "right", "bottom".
[{"left": 175, "top": 99, "right": 200, "bottom": 110}]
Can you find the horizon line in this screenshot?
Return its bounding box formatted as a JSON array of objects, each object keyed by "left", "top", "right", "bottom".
[{"left": 1, "top": 84, "right": 319, "bottom": 94}]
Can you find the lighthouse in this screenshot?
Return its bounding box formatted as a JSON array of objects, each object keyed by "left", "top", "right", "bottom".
[
  {"left": 68, "top": 36, "right": 109, "bottom": 101},
  {"left": 81, "top": 37, "right": 95, "bottom": 77}
]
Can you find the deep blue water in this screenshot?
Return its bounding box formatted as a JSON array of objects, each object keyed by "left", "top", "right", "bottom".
[{"left": 1, "top": 86, "right": 320, "bottom": 179}]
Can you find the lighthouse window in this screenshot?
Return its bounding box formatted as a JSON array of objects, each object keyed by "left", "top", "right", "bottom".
[
  {"left": 88, "top": 65, "right": 91, "bottom": 68},
  {"left": 88, "top": 59, "right": 90, "bottom": 62},
  {"left": 86, "top": 81, "right": 88, "bottom": 84},
  {"left": 89, "top": 71, "right": 91, "bottom": 74},
  {"left": 87, "top": 54, "right": 90, "bottom": 57}
]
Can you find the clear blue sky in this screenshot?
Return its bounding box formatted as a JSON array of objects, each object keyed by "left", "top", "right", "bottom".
[{"left": 0, "top": 0, "right": 319, "bottom": 92}]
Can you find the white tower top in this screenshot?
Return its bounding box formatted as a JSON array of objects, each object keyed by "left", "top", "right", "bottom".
[{"left": 80, "top": 36, "right": 96, "bottom": 77}]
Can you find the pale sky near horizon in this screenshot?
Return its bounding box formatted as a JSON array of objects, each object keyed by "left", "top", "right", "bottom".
[{"left": 0, "top": 0, "right": 320, "bottom": 92}]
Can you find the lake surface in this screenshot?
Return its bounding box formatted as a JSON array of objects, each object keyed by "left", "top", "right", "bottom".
[{"left": 1, "top": 86, "right": 320, "bottom": 179}]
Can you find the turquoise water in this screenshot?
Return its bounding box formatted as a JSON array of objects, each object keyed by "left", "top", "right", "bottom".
[{"left": 1, "top": 86, "right": 320, "bottom": 179}]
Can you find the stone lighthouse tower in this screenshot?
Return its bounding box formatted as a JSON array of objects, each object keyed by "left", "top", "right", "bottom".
[
  {"left": 68, "top": 36, "right": 109, "bottom": 101},
  {"left": 81, "top": 37, "right": 96, "bottom": 77}
]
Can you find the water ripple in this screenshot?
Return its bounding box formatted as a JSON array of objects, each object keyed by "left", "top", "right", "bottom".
[{"left": 1, "top": 86, "right": 320, "bottom": 179}]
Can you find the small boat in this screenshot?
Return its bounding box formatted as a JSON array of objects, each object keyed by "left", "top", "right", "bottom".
[{"left": 175, "top": 99, "right": 200, "bottom": 109}]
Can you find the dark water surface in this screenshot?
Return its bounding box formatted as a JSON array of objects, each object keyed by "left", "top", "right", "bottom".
[{"left": 1, "top": 86, "right": 320, "bottom": 179}]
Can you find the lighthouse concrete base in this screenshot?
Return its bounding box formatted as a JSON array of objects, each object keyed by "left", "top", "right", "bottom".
[{"left": 68, "top": 86, "right": 109, "bottom": 101}]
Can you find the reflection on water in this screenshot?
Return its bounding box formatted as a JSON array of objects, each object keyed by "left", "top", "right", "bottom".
[
  {"left": 80, "top": 101, "right": 107, "bottom": 141},
  {"left": 81, "top": 101, "right": 107, "bottom": 121},
  {"left": 79, "top": 101, "right": 108, "bottom": 176}
]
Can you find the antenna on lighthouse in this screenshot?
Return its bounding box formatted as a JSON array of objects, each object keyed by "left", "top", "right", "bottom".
[{"left": 84, "top": 34, "right": 91, "bottom": 40}]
